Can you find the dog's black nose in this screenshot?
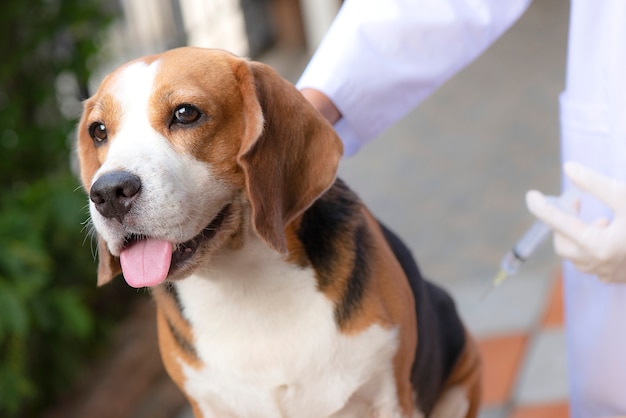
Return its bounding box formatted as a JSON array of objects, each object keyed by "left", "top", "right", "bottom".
[{"left": 90, "top": 171, "right": 141, "bottom": 223}]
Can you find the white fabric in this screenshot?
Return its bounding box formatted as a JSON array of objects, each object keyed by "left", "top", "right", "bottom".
[
  {"left": 297, "top": 0, "right": 532, "bottom": 156},
  {"left": 297, "top": 0, "right": 626, "bottom": 415},
  {"left": 559, "top": 2, "right": 626, "bottom": 416}
]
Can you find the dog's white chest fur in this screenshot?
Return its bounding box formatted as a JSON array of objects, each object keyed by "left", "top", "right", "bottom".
[{"left": 173, "top": 237, "right": 404, "bottom": 418}]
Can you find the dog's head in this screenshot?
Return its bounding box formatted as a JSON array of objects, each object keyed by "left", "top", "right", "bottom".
[{"left": 77, "top": 47, "right": 343, "bottom": 288}]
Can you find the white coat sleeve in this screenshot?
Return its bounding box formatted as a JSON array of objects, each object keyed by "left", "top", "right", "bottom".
[{"left": 296, "top": 0, "right": 533, "bottom": 156}]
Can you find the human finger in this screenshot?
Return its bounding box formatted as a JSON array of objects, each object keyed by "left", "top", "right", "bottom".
[
  {"left": 564, "top": 162, "right": 626, "bottom": 211},
  {"left": 526, "top": 190, "right": 590, "bottom": 243}
]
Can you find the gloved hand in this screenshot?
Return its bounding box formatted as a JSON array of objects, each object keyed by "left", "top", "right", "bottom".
[{"left": 526, "top": 162, "right": 626, "bottom": 283}]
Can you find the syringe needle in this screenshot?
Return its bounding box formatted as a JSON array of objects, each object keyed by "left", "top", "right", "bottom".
[
  {"left": 487, "top": 190, "right": 578, "bottom": 292},
  {"left": 481, "top": 269, "right": 508, "bottom": 300},
  {"left": 492, "top": 269, "right": 508, "bottom": 286}
]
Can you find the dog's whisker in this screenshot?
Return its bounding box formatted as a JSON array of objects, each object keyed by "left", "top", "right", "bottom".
[{"left": 90, "top": 233, "right": 98, "bottom": 261}]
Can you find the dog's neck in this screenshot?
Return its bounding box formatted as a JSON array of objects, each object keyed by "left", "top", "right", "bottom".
[
  {"left": 161, "top": 234, "right": 402, "bottom": 418},
  {"left": 176, "top": 233, "right": 312, "bottom": 311}
]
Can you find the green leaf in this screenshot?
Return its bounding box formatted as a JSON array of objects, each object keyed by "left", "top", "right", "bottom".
[
  {"left": 0, "top": 281, "right": 29, "bottom": 337},
  {"left": 50, "top": 290, "right": 94, "bottom": 339}
]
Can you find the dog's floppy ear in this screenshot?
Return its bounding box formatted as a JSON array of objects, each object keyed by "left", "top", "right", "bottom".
[
  {"left": 97, "top": 236, "right": 121, "bottom": 286},
  {"left": 233, "top": 60, "right": 343, "bottom": 254}
]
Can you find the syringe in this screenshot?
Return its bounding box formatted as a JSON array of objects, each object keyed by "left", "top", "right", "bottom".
[{"left": 492, "top": 191, "right": 578, "bottom": 287}]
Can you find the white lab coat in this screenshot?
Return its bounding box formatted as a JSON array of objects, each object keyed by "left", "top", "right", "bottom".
[
  {"left": 560, "top": 1, "right": 626, "bottom": 416},
  {"left": 297, "top": 0, "right": 626, "bottom": 416}
]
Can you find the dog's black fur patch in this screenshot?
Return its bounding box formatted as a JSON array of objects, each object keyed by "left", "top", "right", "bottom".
[
  {"left": 165, "top": 316, "right": 198, "bottom": 359},
  {"left": 297, "top": 179, "right": 371, "bottom": 327},
  {"left": 336, "top": 222, "right": 371, "bottom": 326},
  {"left": 163, "top": 282, "right": 185, "bottom": 313},
  {"left": 159, "top": 284, "right": 199, "bottom": 359},
  {"left": 379, "top": 222, "right": 466, "bottom": 415}
]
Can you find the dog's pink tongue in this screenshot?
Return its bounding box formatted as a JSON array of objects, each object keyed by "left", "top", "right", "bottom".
[{"left": 120, "top": 239, "right": 173, "bottom": 288}]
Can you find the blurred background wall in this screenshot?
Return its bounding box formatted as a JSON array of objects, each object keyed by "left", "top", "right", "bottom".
[{"left": 90, "top": 0, "right": 339, "bottom": 87}]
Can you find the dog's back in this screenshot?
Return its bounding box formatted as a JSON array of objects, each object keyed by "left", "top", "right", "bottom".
[{"left": 379, "top": 221, "right": 480, "bottom": 415}]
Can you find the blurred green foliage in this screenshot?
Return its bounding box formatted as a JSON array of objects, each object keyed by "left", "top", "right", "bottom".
[{"left": 0, "top": 1, "right": 132, "bottom": 415}]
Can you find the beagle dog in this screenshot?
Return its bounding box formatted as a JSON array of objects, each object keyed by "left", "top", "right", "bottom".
[{"left": 77, "top": 47, "right": 481, "bottom": 418}]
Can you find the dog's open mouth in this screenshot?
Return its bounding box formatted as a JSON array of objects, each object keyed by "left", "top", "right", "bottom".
[
  {"left": 119, "top": 205, "right": 230, "bottom": 288},
  {"left": 171, "top": 204, "right": 230, "bottom": 266}
]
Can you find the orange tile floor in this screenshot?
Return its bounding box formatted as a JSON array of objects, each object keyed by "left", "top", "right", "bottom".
[{"left": 477, "top": 273, "right": 569, "bottom": 417}]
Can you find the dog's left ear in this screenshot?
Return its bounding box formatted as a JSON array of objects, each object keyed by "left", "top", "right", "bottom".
[
  {"left": 233, "top": 60, "right": 343, "bottom": 254},
  {"left": 97, "top": 236, "right": 121, "bottom": 286}
]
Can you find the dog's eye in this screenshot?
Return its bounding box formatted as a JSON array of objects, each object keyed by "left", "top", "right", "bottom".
[
  {"left": 88, "top": 122, "right": 108, "bottom": 145},
  {"left": 173, "top": 105, "right": 201, "bottom": 125}
]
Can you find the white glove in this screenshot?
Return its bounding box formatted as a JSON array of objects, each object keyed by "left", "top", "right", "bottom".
[{"left": 526, "top": 162, "right": 626, "bottom": 283}]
